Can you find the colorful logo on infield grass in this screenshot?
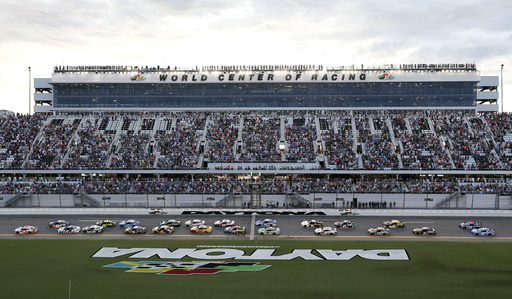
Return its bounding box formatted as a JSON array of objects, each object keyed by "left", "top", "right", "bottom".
[
  {"left": 379, "top": 73, "right": 394, "bottom": 80},
  {"left": 104, "top": 261, "right": 270, "bottom": 275},
  {"left": 130, "top": 74, "right": 146, "bottom": 81}
]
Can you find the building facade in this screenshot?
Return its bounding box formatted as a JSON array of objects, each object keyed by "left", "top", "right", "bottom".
[{"left": 33, "top": 63, "right": 499, "bottom": 113}]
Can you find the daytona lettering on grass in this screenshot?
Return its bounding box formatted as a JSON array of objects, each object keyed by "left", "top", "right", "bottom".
[{"left": 92, "top": 247, "right": 409, "bottom": 261}]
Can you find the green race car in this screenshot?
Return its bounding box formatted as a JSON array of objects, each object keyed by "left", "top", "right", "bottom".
[{"left": 95, "top": 220, "right": 117, "bottom": 227}]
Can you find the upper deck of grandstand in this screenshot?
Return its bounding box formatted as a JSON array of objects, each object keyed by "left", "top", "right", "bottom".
[{"left": 1, "top": 110, "right": 511, "bottom": 176}]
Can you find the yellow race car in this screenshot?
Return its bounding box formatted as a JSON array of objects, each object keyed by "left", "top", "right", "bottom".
[
  {"left": 190, "top": 224, "right": 213, "bottom": 234},
  {"left": 383, "top": 219, "right": 405, "bottom": 228}
]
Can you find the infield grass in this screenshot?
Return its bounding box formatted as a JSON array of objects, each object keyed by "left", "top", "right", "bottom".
[{"left": 1, "top": 239, "right": 511, "bottom": 299}]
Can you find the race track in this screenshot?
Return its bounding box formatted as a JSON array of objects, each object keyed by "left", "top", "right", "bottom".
[{"left": 2, "top": 214, "right": 511, "bottom": 241}]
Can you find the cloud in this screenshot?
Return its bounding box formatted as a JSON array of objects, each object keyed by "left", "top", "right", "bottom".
[{"left": 0, "top": 0, "right": 511, "bottom": 113}]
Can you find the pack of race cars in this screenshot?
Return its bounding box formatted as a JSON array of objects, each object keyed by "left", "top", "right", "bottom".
[{"left": 13, "top": 217, "right": 497, "bottom": 237}]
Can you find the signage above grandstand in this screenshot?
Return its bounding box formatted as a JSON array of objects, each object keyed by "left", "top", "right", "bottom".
[
  {"left": 53, "top": 70, "right": 479, "bottom": 84},
  {"left": 92, "top": 247, "right": 410, "bottom": 261},
  {"left": 156, "top": 72, "right": 367, "bottom": 83}
]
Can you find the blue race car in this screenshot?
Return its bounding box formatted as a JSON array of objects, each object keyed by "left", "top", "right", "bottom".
[
  {"left": 471, "top": 227, "right": 495, "bottom": 236},
  {"left": 119, "top": 219, "right": 141, "bottom": 227},
  {"left": 255, "top": 219, "right": 277, "bottom": 227},
  {"left": 459, "top": 221, "right": 482, "bottom": 229}
]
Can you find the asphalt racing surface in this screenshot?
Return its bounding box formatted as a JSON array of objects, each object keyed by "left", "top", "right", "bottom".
[{"left": 2, "top": 214, "right": 512, "bottom": 241}]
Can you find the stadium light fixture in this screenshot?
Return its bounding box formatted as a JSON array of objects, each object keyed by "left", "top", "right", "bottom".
[
  {"left": 501, "top": 64, "right": 504, "bottom": 113},
  {"left": 28, "top": 66, "right": 31, "bottom": 115}
]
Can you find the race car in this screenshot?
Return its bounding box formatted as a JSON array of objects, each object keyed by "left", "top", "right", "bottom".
[
  {"left": 119, "top": 219, "right": 141, "bottom": 228},
  {"left": 14, "top": 225, "right": 38, "bottom": 234},
  {"left": 124, "top": 226, "right": 147, "bottom": 234},
  {"left": 314, "top": 227, "right": 337, "bottom": 235},
  {"left": 383, "top": 219, "right": 405, "bottom": 228},
  {"left": 301, "top": 220, "right": 323, "bottom": 228},
  {"left": 48, "top": 220, "right": 70, "bottom": 228},
  {"left": 82, "top": 225, "right": 105, "bottom": 234},
  {"left": 159, "top": 219, "right": 181, "bottom": 227},
  {"left": 334, "top": 220, "right": 356, "bottom": 228},
  {"left": 190, "top": 225, "right": 213, "bottom": 234},
  {"left": 149, "top": 208, "right": 167, "bottom": 215},
  {"left": 471, "top": 227, "right": 495, "bottom": 236},
  {"left": 367, "top": 227, "right": 390, "bottom": 236},
  {"left": 258, "top": 226, "right": 281, "bottom": 235},
  {"left": 340, "top": 209, "right": 359, "bottom": 216},
  {"left": 459, "top": 221, "right": 482, "bottom": 229},
  {"left": 185, "top": 219, "right": 206, "bottom": 227},
  {"left": 95, "top": 220, "right": 117, "bottom": 227},
  {"left": 214, "top": 219, "right": 236, "bottom": 227},
  {"left": 255, "top": 219, "right": 277, "bottom": 227},
  {"left": 412, "top": 227, "right": 436, "bottom": 235},
  {"left": 58, "top": 225, "right": 81, "bottom": 234},
  {"left": 224, "top": 226, "right": 246, "bottom": 234},
  {"left": 152, "top": 225, "right": 175, "bottom": 234}
]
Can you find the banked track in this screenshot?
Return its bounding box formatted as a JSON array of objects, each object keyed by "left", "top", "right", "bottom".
[{"left": 1, "top": 208, "right": 511, "bottom": 241}]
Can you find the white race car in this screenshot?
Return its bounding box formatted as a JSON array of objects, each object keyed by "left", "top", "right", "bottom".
[
  {"left": 315, "top": 227, "right": 337, "bottom": 235},
  {"left": 58, "top": 225, "right": 81, "bottom": 234},
  {"left": 301, "top": 220, "right": 323, "bottom": 228},
  {"left": 82, "top": 225, "right": 105, "bottom": 234},
  {"left": 213, "top": 219, "right": 235, "bottom": 227},
  {"left": 367, "top": 227, "right": 390, "bottom": 236},
  {"left": 334, "top": 220, "right": 356, "bottom": 228},
  {"left": 14, "top": 225, "right": 38, "bottom": 234},
  {"left": 48, "top": 220, "right": 70, "bottom": 228},
  {"left": 185, "top": 219, "right": 206, "bottom": 227}
]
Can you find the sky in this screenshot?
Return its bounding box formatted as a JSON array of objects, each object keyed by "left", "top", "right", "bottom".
[{"left": 0, "top": 0, "right": 511, "bottom": 114}]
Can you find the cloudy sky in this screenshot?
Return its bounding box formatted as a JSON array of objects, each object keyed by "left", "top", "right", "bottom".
[{"left": 1, "top": 0, "right": 510, "bottom": 113}]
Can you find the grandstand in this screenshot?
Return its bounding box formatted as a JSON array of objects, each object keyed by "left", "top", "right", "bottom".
[{"left": 1, "top": 63, "right": 510, "bottom": 209}]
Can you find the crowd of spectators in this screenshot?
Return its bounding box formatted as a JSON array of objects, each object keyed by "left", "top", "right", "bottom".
[
  {"left": 284, "top": 115, "right": 317, "bottom": 162},
  {"left": 359, "top": 113, "right": 400, "bottom": 169},
  {"left": 321, "top": 112, "right": 358, "bottom": 169},
  {"left": 1, "top": 110, "right": 512, "bottom": 171},
  {"left": 3, "top": 175, "right": 510, "bottom": 195},
  {"left": 61, "top": 117, "right": 113, "bottom": 169},
  {"left": 155, "top": 112, "right": 205, "bottom": 169},
  {"left": 26, "top": 117, "right": 81, "bottom": 169},
  {"left": 110, "top": 133, "right": 155, "bottom": 169},
  {"left": 205, "top": 112, "right": 239, "bottom": 162},
  {"left": 483, "top": 113, "right": 512, "bottom": 170},
  {"left": 239, "top": 115, "right": 282, "bottom": 162},
  {"left": 0, "top": 113, "right": 47, "bottom": 169}
]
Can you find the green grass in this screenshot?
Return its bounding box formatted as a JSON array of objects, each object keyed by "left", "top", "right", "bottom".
[{"left": 1, "top": 239, "right": 512, "bottom": 299}]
